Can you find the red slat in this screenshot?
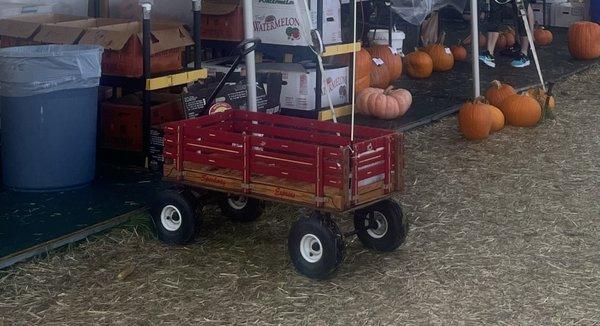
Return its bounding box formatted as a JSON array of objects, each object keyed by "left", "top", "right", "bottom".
[
  {"left": 184, "top": 150, "right": 243, "bottom": 171},
  {"left": 251, "top": 162, "right": 316, "bottom": 183},
  {"left": 185, "top": 128, "right": 243, "bottom": 144},
  {"left": 250, "top": 136, "right": 317, "bottom": 156},
  {"left": 184, "top": 140, "right": 243, "bottom": 156},
  {"left": 237, "top": 122, "right": 348, "bottom": 147},
  {"left": 357, "top": 163, "right": 387, "bottom": 180},
  {"left": 251, "top": 150, "right": 315, "bottom": 166}
]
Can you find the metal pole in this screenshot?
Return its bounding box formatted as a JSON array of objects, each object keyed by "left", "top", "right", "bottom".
[
  {"left": 141, "top": 1, "right": 153, "bottom": 161},
  {"left": 243, "top": 0, "right": 257, "bottom": 111},
  {"left": 315, "top": 0, "right": 324, "bottom": 114},
  {"left": 350, "top": 0, "right": 357, "bottom": 142},
  {"left": 192, "top": 0, "right": 202, "bottom": 69},
  {"left": 470, "top": 0, "right": 480, "bottom": 97},
  {"left": 388, "top": 2, "right": 393, "bottom": 47}
]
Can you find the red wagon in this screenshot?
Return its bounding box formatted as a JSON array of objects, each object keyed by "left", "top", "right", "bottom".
[{"left": 152, "top": 110, "right": 408, "bottom": 279}]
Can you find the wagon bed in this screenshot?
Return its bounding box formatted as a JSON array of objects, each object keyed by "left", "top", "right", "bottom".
[{"left": 162, "top": 110, "right": 404, "bottom": 213}]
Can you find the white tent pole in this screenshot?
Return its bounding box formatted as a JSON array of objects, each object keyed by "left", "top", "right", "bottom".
[
  {"left": 470, "top": 0, "right": 481, "bottom": 97},
  {"left": 243, "top": 0, "right": 257, "bottom": 111}
]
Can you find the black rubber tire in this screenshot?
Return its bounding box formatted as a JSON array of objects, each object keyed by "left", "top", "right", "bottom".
[
  {"left": 288, "top": 213, "right": 345, "bottom": 279},
  {"left": 353, "top": 199, "right": 408, "bottom": 252},
  {"left": 151, "top": 190, "right": 200, "bottom": 245},
  {"left": 218, "top": 194, "right": 265, "bottom": 222}
]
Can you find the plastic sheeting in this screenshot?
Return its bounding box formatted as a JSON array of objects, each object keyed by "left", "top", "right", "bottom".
[
  {"left": 391, "top": 0, "right": 468, "bottom": 25},
  {"left": 0, "top": 45, "right": 103, "bottom": 97}
]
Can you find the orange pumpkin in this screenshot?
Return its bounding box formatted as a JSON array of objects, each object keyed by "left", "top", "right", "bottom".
[
  {"left": 526, "top": 87, "right": 556, "bottom": 109},
  {"left": 369, "top": 57, "right": 391, "bottom": 88},
  {"left": 485, "top": 80, "right": 516, "bottom": 108},
  {"left": 367, "top": 45, "right": 402, "bottom": 81},
  {"left": 405, "top": 48, "right": 433, "bottom": 79},
  {"left": 356, "top": 86, "right": 412, "bottom": 119},
  {"left": 355, "top": 48, "right": 373, "bottom": 80},
  {"left": 504, "top": 29, "right": 516, "bottom": 47},
  {"left": 568, "top": 21, "right": 600, "bottom": 60},
  {"left": 450, "top": 42, "right": 468, "bottom": 61},
  {"left": 458, "top": 99, "right": 492, "bottom": 140},
  {"left": 422, "top": 33, "right": 454, "bottom": 72},
  {"left": 534, "top": 27, "right": 553, "bottom": 46},
  {"left": 489, "top": 105, "right": 505, "bottom": 132},
  {"left": 495, "top": 34, "right": 507, "bottom": 51},
  {"left": 355, "top": 75, "right": 371, "bottom": 94},
  {"left": 499, "top": 93, "right": 542, "bottom": 127}
]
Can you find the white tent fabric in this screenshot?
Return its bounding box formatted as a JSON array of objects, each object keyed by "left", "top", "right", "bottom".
[{"left": 391, "top": 0, "right": 468, "bottom": 25}]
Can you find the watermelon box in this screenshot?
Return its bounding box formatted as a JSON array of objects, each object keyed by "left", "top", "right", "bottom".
[{"left": 252, "top": 0, "right": 341, "bottom": 46}]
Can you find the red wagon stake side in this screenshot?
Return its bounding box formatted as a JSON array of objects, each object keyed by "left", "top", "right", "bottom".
[{"left": 153, "top": 110, "right": 408, "bottom": 279}]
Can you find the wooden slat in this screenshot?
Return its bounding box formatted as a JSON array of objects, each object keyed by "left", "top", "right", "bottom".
[
  {"left": 184, "top": 151, "right": 243, "bottom": 171},
  {"left": 185, "top": 128, "right": 243, "bottom": 144},
  {"left": 250, "top": 136, "right": 318, "bottom": 157},
  {"left": 357, "top": 163, "right": 387, "bottom": 181},
  {"left": 251, "top": 163, "right": 316, "bottom": 183}
]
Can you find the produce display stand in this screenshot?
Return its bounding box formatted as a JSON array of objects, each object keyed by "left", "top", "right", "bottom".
[
  {"left": 99, "top": 0, "right": 208, "bottom": 160},
  {"left": 148, "top": 0, "right": 409, "bottom": 279}
]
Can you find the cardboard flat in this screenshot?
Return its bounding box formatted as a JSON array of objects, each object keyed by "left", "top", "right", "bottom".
[
  {"left": 0, "top": 3, "right": 54, "bottom": 19},
  {"left": 0, "top": 13, "right": 82, "bottom": 39},
  {"left": 33, "top": 18, "right": 131, "bottom": 44},
  {"left": 78, "top": 21, "right": 193, "bottom": 54}
]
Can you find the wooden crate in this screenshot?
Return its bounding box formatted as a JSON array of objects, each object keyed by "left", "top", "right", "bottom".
[{"left": 162, "top": 110, "right": 404, "bottom": 213}]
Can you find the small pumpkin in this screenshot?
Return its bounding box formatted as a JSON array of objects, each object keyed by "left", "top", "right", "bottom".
[
  {"left": 489, "top": 105, "right": 505, "bottom": 132},
  {"left": 496, "top": 34, "right": 507, "bottom": 50},
  {"left": 485, "top": 80, "right": 516, "bottom": 108},
  {"left": 450, "top": 41, "right": 468, "bottom": 61},
  {"left": 526, "top": 87, "right": 556, "bottom": 109},
  {"left": 458, "top": 98, "right": 492, "bottom": 140},
  {"left": 405, "top": 48, "right": 433, "bottom": 78},
  {"left": 355, "top": 48, "right": 373, "bottom": 80},
  {"left": 369, "top": 57, "right": 391, "bottom": 88},
  {"left": 356, "top": 86, "right": 412, "bottom": 119},
  {"left": 534, "top": 27, "right": 553, "bottom": 46},
  {"left": 568, "top": 21, "right": 600, "bottom": 60},
  {"left": 504, "top": 29, "right": 516, "bottom": 47},
  {"left": 463, "top": 32, "right": 487, "bottom": 48},
  {"left": 355, "top": 74, "right": 371, "bottom": 94},
  {"left": 367, "top": 45, "right": 403, "bottom": 80},
  {"left": 422, "top": 32, "right": 454, "bottom": 72},
  {"left": 499, "top": 93, "right": 542, "bottom": 127}
]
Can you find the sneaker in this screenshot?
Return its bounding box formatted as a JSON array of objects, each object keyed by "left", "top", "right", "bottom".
[
  {"left": 479, "top": 51, "right": 496, "bottom": 68},
  {"left": 511, "top": 53, "right": 531, "bottom": 68}
]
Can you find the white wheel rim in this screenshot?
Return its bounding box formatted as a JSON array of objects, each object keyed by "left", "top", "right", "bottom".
[
  {"left": 227, "top": 195, "right": 248, "bottom": 210},
  {"left": 299, "top": 234, "right": 323, "bottom": 263},
  {"left": 365, "top": 211, "right": 388, "bottom": 239},
  {"left": 160, "top": 205, "right": 182, "bottom": 231}
]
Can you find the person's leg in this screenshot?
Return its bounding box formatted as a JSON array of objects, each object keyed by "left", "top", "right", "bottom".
[
  {"left": 511, "top": 0, "right": 531, "bottom": 67},
  {"left": 480, "top": 0, "right": 503, "bottom": 67}
]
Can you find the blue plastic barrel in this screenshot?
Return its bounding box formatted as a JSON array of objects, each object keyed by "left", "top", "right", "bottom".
[
  {"left": 0, "top": 45, "right": 103, "bottom": 192},
  {"left": 592, "top": 0, "right": 600, "bottom": 23}
]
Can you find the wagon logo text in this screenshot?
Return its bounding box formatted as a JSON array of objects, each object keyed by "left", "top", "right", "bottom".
[
  {"left": 200, "top": 174, "right": 226, "bottom": 187},
  {"left": 274, "top": 187, "right": 295, "bottom": 198}
]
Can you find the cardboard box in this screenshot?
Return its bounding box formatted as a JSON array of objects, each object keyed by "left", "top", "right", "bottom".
[
  {"left": 0, "top": 3, "right": 53, "bottom": 19},
  {"left": 531, "top": 3, "right": 553, "bottom": 25},
  {"left": 552, "top": 2, "right": 585, "bottom": 27},
  {"left": 149, "top": 126, "right": 165, "bottom": 173},
  {"left": 201, "top": 0, "right": 244, "bottom": 41},
  {"left": 0, "top": 13, "right": 83, "bottom": 47},
  {"left": 182, "top": 78, "right": 281, "bottom": 118},
  {"left": 261, "top": 63, "right": 349, "bottom": 111},
  {"left": 79, "top": 21, "right": 194, "bottom": 77},
  {"left": 252, "top": 0, "right": 341, "bottom": 46},
  {"left": 33, "top": 18, "right": 131, "bottom": 45},
  {"left": 100, "top": 93, "right": 184, "bottom": 152}
]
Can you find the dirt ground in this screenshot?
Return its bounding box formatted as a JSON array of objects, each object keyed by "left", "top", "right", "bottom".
[{"left": 2, "top": 65, "right": 600, "bottom": 325}]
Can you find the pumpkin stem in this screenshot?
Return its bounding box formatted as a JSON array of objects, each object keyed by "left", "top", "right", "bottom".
[
  {"left": 457, "top": 39, "right": 462, "bottom": 46},
  {"left": 491, "top": 80, "right": 502, "bottom": 89},
  {"left": 384, "top": 85, "right": 394, "bottom": 94}
]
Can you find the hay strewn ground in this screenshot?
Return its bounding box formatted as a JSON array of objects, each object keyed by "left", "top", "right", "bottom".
[{"left": 1, "top": 66, "right": 600, "bottom": 325}]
